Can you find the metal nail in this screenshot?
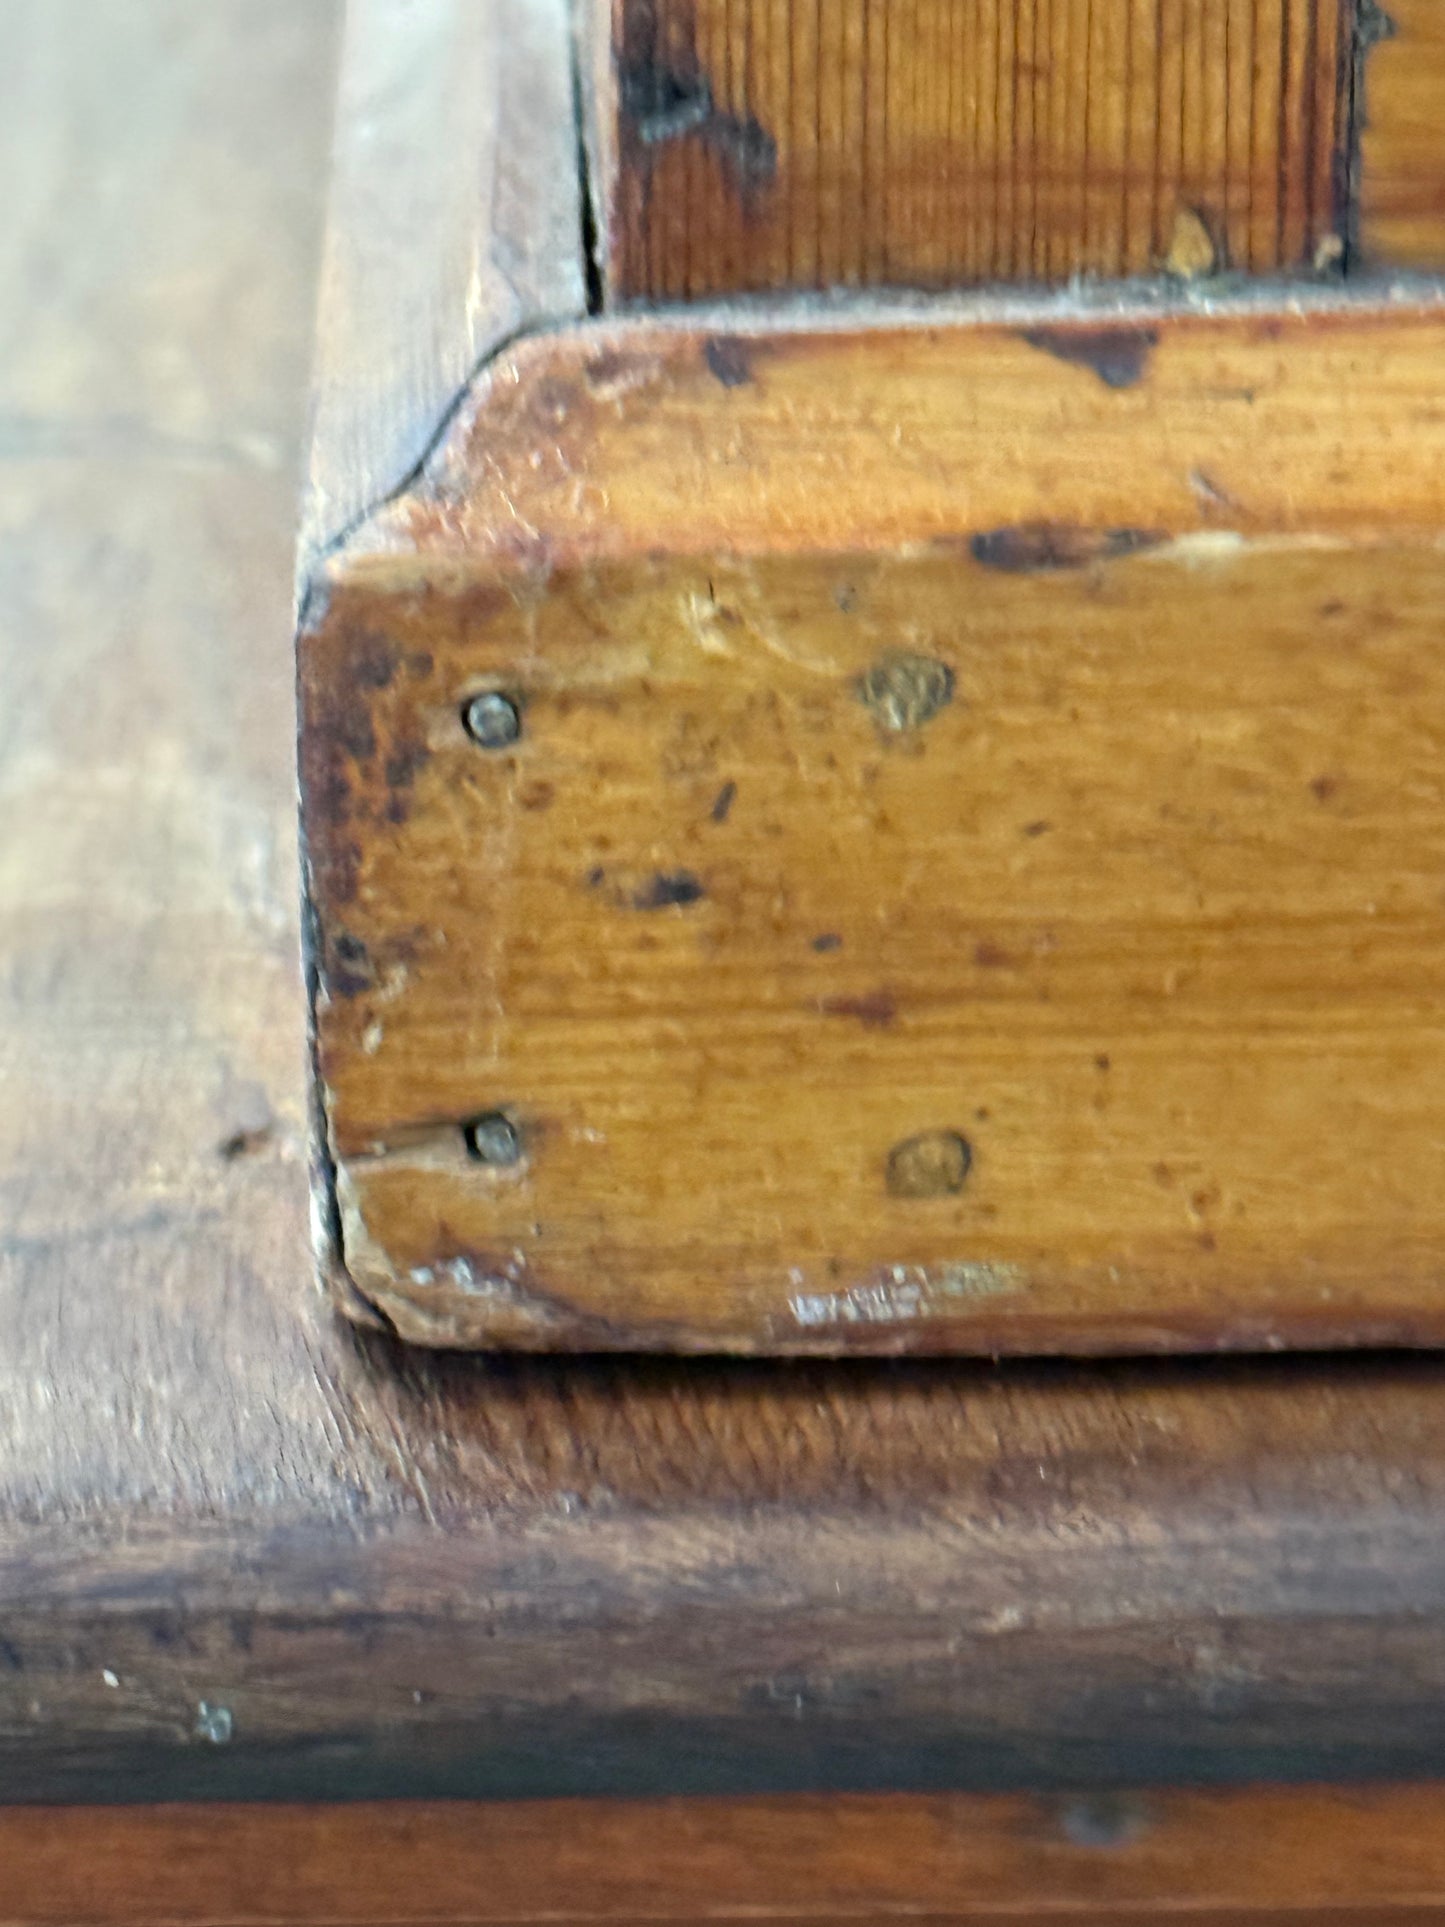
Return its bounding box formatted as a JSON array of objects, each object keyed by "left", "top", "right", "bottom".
[
  {"left": 465, "top": 1113, "right": 522, "bottom": 1166},
  {"left": 463, "top": 691, "right": 521, "bottom": 749}
]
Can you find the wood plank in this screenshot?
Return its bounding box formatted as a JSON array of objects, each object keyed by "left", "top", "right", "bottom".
[
  {"left": 17, "top": 1349, "right": 1445, "bottom": 1803},
  {"left": 302, "top": 297, "right": 1445, "bottom": 1354},
  {"left": 12, "top": 1784, "right": 1445, "bottom": 1926},
  {"left": 299, "top": 0, "right": 584, "bottom": 584},
  {"left": 1356, "top": 0, "right": 1445, "bottom": 270},
  {"left": 587, "top": 0, "right": 1352, "bottom": 297}
]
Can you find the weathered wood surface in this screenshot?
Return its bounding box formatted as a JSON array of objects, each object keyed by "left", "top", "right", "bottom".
[
  {"left": 15, "top": 1783, "right": 1445, "bottom": 1926},
  {"left": 13, "top": 0, "right": 1445, "bottom": 1823},
  {"left": 299, "top": 0, "right": 585, "bottom": 585},
  {"left": 304, "top": 296, "right": 1445, "bottom": 1355},
  {"left": 586, "top": 0, "right": 1355, "bottom": 298}
]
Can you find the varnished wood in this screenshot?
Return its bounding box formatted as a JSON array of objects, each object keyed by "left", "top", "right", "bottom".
[
  {"left": 302, "top": 296, "right": 1445, "bottom": 1354},
  {"left": 19, "top": 1349, "right": 1445, "bottom": 1802},
  {"left": 1356, "top": 0, "right": 1445, "bottom": 270},
  {"left": 14, "top": 1783, "right": 1445, "bottom": 1925},
  {"left": 16, "top": 0, "right": 1445, "bottom": 1831},
  {"left": 588, "top": 0, "right": 1354, "bottom": 298}
]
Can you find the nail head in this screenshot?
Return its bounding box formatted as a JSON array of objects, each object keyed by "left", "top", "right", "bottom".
[
  {"left": 464, "top": 691, "right": 521, "bottom": 749},
  {"left": 465, "top": 1112, "right": 522, "bottom": 1166}
]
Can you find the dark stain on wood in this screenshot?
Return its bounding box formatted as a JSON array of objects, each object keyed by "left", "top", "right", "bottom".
[
  {"left": 352, "top": 632, "right": 402, "bottom": 688},
  {"left": 705, "top": 337, "right": 753, "bottom": 388},
  {"left": 1018, "top": 325, "right": 1160, "bottom": 389},
  {"left": 633, "top": 869, "right": 706, "bottom": 910},
  {"left": 970, "top": 525, "right": 1166, "bottom": 573},
  {"left": 817, "top": 988, "right": 897, "bottom": 1027},
  {"left": 710, "top": 779, "right": 737, "bottom": 821},
  {"left": 384, "top": 742, "right": 429, "bottom": 793},
  {"left": 616, "top": 12, "right": 776, "bottom": 210},
  {"left": 325, "top": 931, "right": 371, "bottom": 1001}
]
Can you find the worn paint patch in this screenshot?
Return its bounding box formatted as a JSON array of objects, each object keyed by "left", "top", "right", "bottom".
[
  {"left": 789, "top": 1260, "right": 1020, "bottom": 1328},
  {"left": 970, "top": 525, "right": 1165, "bottom": 573},
  {"left": 1019, "top": 324, "right": 1158, "bottom": 389},
  {"left": 857, "top": 651, "right": 955, "bottom": 732}
]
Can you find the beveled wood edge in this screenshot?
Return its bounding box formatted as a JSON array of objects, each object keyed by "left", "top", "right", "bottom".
[
  {"left": 298, "top": 0, "right": 585, "bottom": 594},
  {"left": 11, "top": 1349, "right": 1445, "bottom": 1804}
]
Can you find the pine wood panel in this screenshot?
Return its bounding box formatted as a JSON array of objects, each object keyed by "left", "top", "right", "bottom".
[
  {"left": 1356, "top": 0, "right": 1445, "bottom": 269},
  {"left": 590, "top": 0, "right": 1353, "bottom": 298},
  {"left": 13, "top": 1784, "right": 1445, "bottom": 1926},
  {"left": 301, "top": 298, "right": 1445, "bottom": 1354}
]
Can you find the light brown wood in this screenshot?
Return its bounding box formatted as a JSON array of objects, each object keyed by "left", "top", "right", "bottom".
[
  {"left": 14, "top": 1782, "right": 1445, "bottom": 1926},
  {"left": 1356, "top": 0, "right": 1445, "bottom": 270},
  {"left": 301, "top": 295, "right": 1445, "bottom": 1354},
  {"left": 300, "top": 0, "right": 584, "bottom": 583},
  {"left": 587, "top": 0, "right": 1354, "bottom": 299}
]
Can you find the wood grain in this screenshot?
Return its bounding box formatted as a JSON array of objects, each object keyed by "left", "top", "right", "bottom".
[
  {"left": 588, "top": 0, "right": 1353, "bottom": 298},
  {"left": 302, "top": 298, "right": 1445, "bottom": 1354},
  {"left": 1356, "top": 0, "right": 1445, "bottom": 270},
  {"left": 300, "top": 0, "right": 584, "bottom": 583},
  {"left": 14, "top": 1783, "right": 1445, "bottom": 1926},
  {"left": 17, "top": 0, "right": 1445, "bottom": 1823}
]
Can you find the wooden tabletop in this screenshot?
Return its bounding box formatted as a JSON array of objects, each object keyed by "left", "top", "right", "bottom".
[{"left": 6, "top": 0, "right": 1445, "bottom": 1808}]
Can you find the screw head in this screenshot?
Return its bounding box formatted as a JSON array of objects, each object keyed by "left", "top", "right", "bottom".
[
  {"left": 464, "top": 1112, "right": 522, "bottom": 1166},
  {"left": 463, "top": 690, "right": 521, "bottom": 749}
]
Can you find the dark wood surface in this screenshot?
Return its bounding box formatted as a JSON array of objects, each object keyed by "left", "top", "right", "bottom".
[{"left": 10, "top": 0, "right": 1445, "bottom": 1813}]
